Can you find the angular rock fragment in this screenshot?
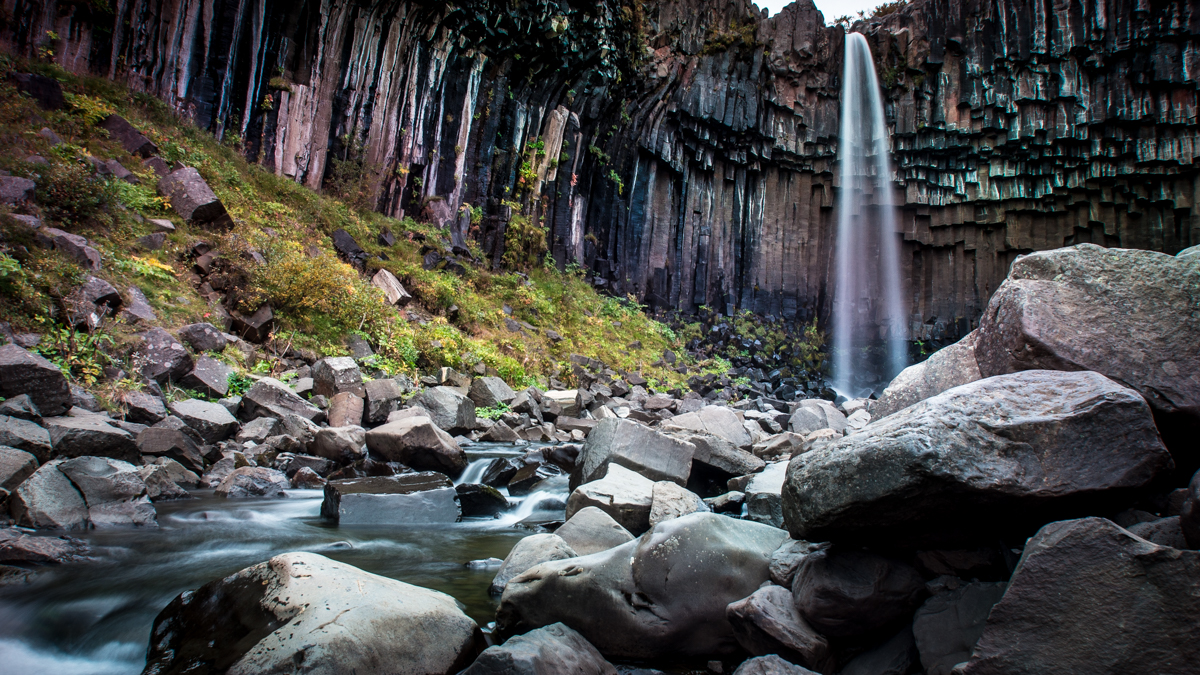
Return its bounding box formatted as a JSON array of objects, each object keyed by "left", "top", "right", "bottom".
[
  {"left": 727, "top": 584, "right": 833, "bottom": 673},
  {"left": 455, "top": 483, "right": 508, "bottom": 517},
  {"left": 745, "top": 461, "right": 788, "bottom": 529},
  {"left": 133, "top": 328, "right": 194, "bottom": 384},
  {"left": 215, "top": 466, "right": 289, "bottom": 498},
  {"left": 0, "top": 414, "right": 52, "bottom": 461},
  {"left": 45, "top": 416, "right": 140, "bottom": 463},
  {"left": 788, "top": 400, "right": 846, "bottom": 436},
  {"left": 311, "top": 356, "right": 363, "bottom": 398},
  {"left": 0, "top": 344, "right": 71, "bottom": 416},
  {"left": 100, "top": 115, "right": 158, "bottom": 156},
  {"left": 648, "top": 480, "right": 708, "bottom": 527},
  {"left": 230, "top": 303, "right": 273, "bottom": 343},
  {"left": 58, "top": 456, "right": 157, "bottom": 527},
  {"left": 10, "top": 72, "right": 65, "bottom": 109},
  {"left": 574, "top": 418, "right": 694, "bottom": 489},
  {"left": 181, "top": 355, "right": 232, "bottom": 398},
  {"left": 10, "top": 460, "right": 89, "bottom": 529},
  {"left": 120, "top": 286, "right": 157, "bottom": 324},
  {"left": 371, "top": 268, "right": 412, "bottom": 305},
  {"left": 874, "top": 331, "right": 982, "bottom": 419},
  {"left": 241, "top": 379, "right": 324, "bottom": 424},
  {"left": 158, "top": 167, "right": 230, "bottom": 226},
  {"left": 460, "top": 622, "right": 617, "bottom": 675},
  {"left": 733, "top": 655, "right": 820, "bottom": 675},
  {"left": 136, "top": 426, "right": 205, "bottom": 475},
  {"left": 169, "top": 399, "right": 238, "bottom": 444},
  {"left": 120, "top": 390, "right": 167, "bottom": 424},
  {"left": 411, "top": 386, "right": 476, "bottom": 433},
  {"left": 553, "top": 505, "right": 634, "bottom": 555},
  {"left": 0, "top": 175, "right": 35, "bottom": 204},
  {"left": 177, "top": 322, "right": 227, "bottom": 352},
  {"left": 365, "top": 416, "right": 466, "bottom": 476},
  {"left": 662, "top": 405, "right": 752, "bottom": 448},
  {"left": 0, "top": 527, "right": 88, "bottom": 565},
  {"left": 0, "top": 446, "right": 38, "bottom": 491},
  {"left": 363, "top": 378, "right": 405, "bottom": 424},
  {"left": 308, "top": 425, "right": 366, "bottom": 463},
  {"left": 469, "top": 376, "right": 517, "bottom": 408},
  {"left": 565, "top": 463, "right": 655, "bottom": 534}
]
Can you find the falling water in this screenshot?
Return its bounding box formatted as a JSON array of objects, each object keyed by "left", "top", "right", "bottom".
[{"left": 832, "top": 33, "right": 907, "bottom": 397}]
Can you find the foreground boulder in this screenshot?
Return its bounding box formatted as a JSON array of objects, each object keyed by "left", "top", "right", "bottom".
[
  {"left": 782, "top": 370, "right": 1173, "bottom": 544},
  {"left": 490, "top": 533, "right": 578, "bottom": 595},
  {"left": 960, "top": 517, "right": 1200, "bottom": 675},
  {"left": 497, "top": 512, "right": 788, "bottom": 659},
  {"left": 365, "top": 416, "right": 467, "bottom": 476},
  {"left": 321, "top": 473, "right": 459, "bottom": 524},
  {"left": 461, "top": 623, "right": 616, "bottom": 675},
  {"left": 9, "top": 459, "right": 89, "bottom": 529},
  {"left": 0, "top": 344, "right": 71, "bottom": 416},
  {"left": 58, "top": 456, "right": 157, "bottom": 527},
  {"left": 573, "top": 418, "right": 694, "bottom": 489},
  {"left": 143, "top": 551, "right": 483, "bottom": 675},
  {"left": 873, "top": 331, "right": 982, "bottom": 419}
]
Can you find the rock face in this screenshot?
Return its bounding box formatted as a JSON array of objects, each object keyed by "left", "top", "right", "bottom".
[
  {"left": 143, "top": 551, "right": 483, "bottom": 675},
  {"left": 461, "top": 622, "right": 616, "bottom": 675},
  {"left": 497, "top": 512, "right": 788, "bottom": 659},
  {"left": 873, "top": 331, "right": 982, "bottom": 419},
  {"left": 782, "top": 370, "right": 1173, "bottom": 544},
  {"left": 960, "top": 518, "right": 1200, "bottom": 675},
  {"left": 574, "top": 418, "right": 694, "bottom": 488},
  {"left": 0, "top": 344, "right": 70, "bottom": 416}
]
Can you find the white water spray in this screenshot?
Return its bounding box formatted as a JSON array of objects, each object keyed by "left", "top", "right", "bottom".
[{"left": 832, "top": 33, "right": 907, "bottom": 396}]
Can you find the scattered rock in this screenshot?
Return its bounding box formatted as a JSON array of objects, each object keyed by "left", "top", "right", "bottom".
[
  {"left": 169, "top": 399, "right": 238, "bottom": 444},
  {"left": 308, "top": 425, "right": 367, "bottom": 463},
  {"left": 0, "top": 446, "right": 38, "bottom": 491},
  {"left": 469, "top": 376, "right": 517, "bottom": 408},
  {"left": 768, "top": 539, "right": 823, "bottom": 588},
  {"left": 793, "top": 548, "right": 926, "bottom": 640},
  {"left": 365, "top": 416, "right": 467, "bottom": 476},
  {"left": 363, "top": 378, "right": 405, "bottom": 425},
  {"left": 574, "top": 418, "right": 694, "bottom": 489},
  {"left": 178, "top": 322, "right": 227, "bottom": 352},
  {"left": 788, "top": 400, "right": 847, "bottom": 436},
  {"left": 648, "top": 481, "right": 708, "bottom": 527},
  {"left": 38, "top": 227, "right": 101, "bottom": 268},
  {"left": 490, "top": 533, "right": 578, "bottom": 595},
  {"left": 320, "top": 473, "right": 460, "bottom": 524},
  {"left": 290, "top": 466, "right": 325, "bottom": 489},
  {"left": 554, "top": 505, "right": 634, "bottom": 556},
  {"left": 0, "top": 175, "right": 36, "bottom": 204},
  {"left": 9, "top": 460, "right": 89, "bottom": 530},
  {"left": 133, "top": 328, "right": 194, "bottom": 384},
  {"left": 181, "top": 355, "right": 232, "bottom": 398},
  {"left": 460, "top": 622, "right": 617, "bottom": 675},
  {"left": 120, "top": 286, "right": 157, "bottom": 324},
  {"left": 241, "top": 379, "right": 325, "bottom": 424},
  {"left": 157, "top": 167, "right": 230, "bottom": 226},
  {"left": 0, "top": 414, "right": 52, "bottom": 461},
  {"left": 412, "top": 386, "right": 477, "bottom": 433},
  {"left": 0, "top": 394, "right": 41, "bottom": 422},
  {"left": 137, "top": 462, "right": 192, "bottom": 501},
  {"left": 371, "top": 268, "right": 412, "bottom": 305},
  {"left": 726, "top": 584, "right": 833, "bottom": 673},
  {"left": 1126, "top": 515, "right": 1187, "bottom": 548},
  {"left": 0, "top": 344, "right": 71, "bottom": 416},
  {"left": 311, "top": 356, "right": 363, "bottom": 398},
  {"left": 45, "top": 416, "right": 140, "bottom": 463},
  {"left": 235, "top": 415, "right": 279, "bottom": 444},
  {"left": 120, "top": 390, "right": 167, "bottom": 424},
  {"left": 10, "top": 72, "right": 66, "bottom": 109},
  {"left": 662, "top": 406, "right": 752, "bottom": 448},
  {"left": 99, "top": 114, "right": 158, "bottom": 156},
  {"left": 230, "top": 303, "right": 273, "bottom": 342},
  {"left": 58, "top": 456, "right": 157, "bottom": 527},
  {"left": 136, "top": 426, "right": 206, "bottom": 475}
]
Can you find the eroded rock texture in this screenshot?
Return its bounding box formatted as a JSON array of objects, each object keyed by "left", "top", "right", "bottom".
[{"left": 8, "top": 0, "right": 1197, "bottom": 336}]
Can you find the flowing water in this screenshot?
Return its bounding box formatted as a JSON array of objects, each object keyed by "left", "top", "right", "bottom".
[
  {"left": 0, "top": 446, "right": 569, "bottom": 675},
  {"left": 832, "top": 32, "right": 907, "bottom": 397}
]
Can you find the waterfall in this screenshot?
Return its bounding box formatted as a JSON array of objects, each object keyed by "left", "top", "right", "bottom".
[{"left": 831, "top": 32, "right": 907, "bottom": 397}]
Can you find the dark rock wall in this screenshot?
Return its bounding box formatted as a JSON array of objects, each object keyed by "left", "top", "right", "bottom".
[{"left": 3, "top": 0, "right": 1197, "bottom": 340}]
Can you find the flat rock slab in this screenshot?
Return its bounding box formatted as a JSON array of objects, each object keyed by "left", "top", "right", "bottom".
[
  {"left": 662, "top": 405, "right": 752, "bottom": 448},
  {"left": 321, "top": 473, "right": 460, "bottom": 525},
  {"left": 782, "top": 370, "right": 1173, "bottom": 545}
]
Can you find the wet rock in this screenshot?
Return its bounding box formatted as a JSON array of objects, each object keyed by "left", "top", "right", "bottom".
[
  {"left": 469, "top": 376, "right": 517, "bottom": 408},
  {"left": 744, "top": 461, "right": 788, "bottom": 529},
  {"left": 455, "top": 483, "right": 508, "bottom": 517},
  {"left": 566, "top": 463, "right": 656, "bottom": 534},
  {"left": 508, "top": 463, "right": 561, "bottom": 495},
  {"left": 181, "top": 355, "right": 232, "bottom": 398},
  {"left": 490, "top": 533, "right": 578, "bottom": 595},
  {"left": 120, "top": 390, "right": 167, "bottom": 424},
  {"left": 99, "top": 114, "right": 157, "bottom": 156},
  {"left": 365, "top": 416, "right": 467, "bottom": 477},
  {"left": 726, "top": 584, "right": 833, "bottom": 673},
  {"left": 178, "top": 322, "right": 227, "bottom": 352},
  {"left": 158, "top": 167, "right": 230, "bottom": 226},
  {"left": 9, "top": 460, "right": 89, "bottom": 529},
  {"left": 793, "top": 548, "right": 926, "bottom": 640},
  {"left": 0, "top": 344, "right": 71, "bottom": 416},
  {"left": 732, "top": 655, "right": 820, "bottom": 675},
  {"left": 497, "top": 513, "right": 788, "bottom": 659},
  {"left": 481, "top": 456, "right": 523, "bottom": 487},
  {"left": 782, "top": 370, "right": 1173, "bottom": 544},
  {"left": 788, "top": 400, "right": 847, "bottom": 436},
  {"left": 169, "top": 399, "right": 238, "bottom": 444},
  {"left": 914, "top": 581, "right": 1007, "bottom": 675},
  {"left": 648, "top": 481, "right": 708, "bottom": 527},
  {"left": 143, "top": 552, "right": 483, "bottom": 675},
  {"left": 311, "top": 357, "right": 363, "bottom": 398},
  {"left": 230, "top": 303, "right": 273, "bottom": 343},
  {"left": 0, "top": 415, "right": 52, "bottom": 461},
  {"left": 308, "top": 425, "right": 367, "bottom": 463},
  {"left": 136, "top": 426, "right": 206, "bottom": 475},
  {"left": 661, "top": 406, "right": 752, "bottom": 448},
  {"left": 461, "top": 622, "right": 617, "bottom": 675},
  {"left": 0, "top": 446, "right": 38, "bottom": 491},
  {"left": 874, "top": 331, "right": 982, "bottom": 420},
  {"left": 363, "top": 378, "right": 405, "bottom": 425},
  {"left": 574, "top": 418, "right": 694, "bottom": 489},
  {"left": 0, "top": 528, "right": 88, "bottom": 565},
  {"left": 45, "top": 416, "right": 140, "bottom": 463},
  {"left": 58, "top": 456, "right": 157, "bottom": 527},
  {"left": 554, "top": 505, "right": 634, "bottom": 556},
  {"left": 320, "top": 473, "right": 460, "bottom": 524},
  {"left": 960, "top": 518, "right": 1200, "bottom": 675},
  {"left": 412, "top": 386, "right": 476, "bottom": 434},
  {"left": 839, "top": 627, "right": 920, "bottom": 675},
  {"left": 215, "top": 466, "right": 289, "bottom": 498},
  {"left": 241, "top": 379, "right": 325, "bottom": 424},
  {"left": 371, "top": 268, "right": 412, "bottom": 305},
  {"left": 132, "top": 328, "right": 194, "bottom": 385}
]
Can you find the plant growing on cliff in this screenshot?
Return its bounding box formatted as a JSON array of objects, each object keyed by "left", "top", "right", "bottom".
[
  {"left": 502, "top": 213, "right": 548, "bottom": 271},
  {"left": 608, "top": 169, "right": 624, "bottom": 195},
  {"left": 33, "top": 320, "right": 113, "bottom": 385}
]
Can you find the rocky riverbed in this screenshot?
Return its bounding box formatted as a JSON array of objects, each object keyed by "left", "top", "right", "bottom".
[{"left": 0, "top": 242, "right": 1198, "bottom": 675}]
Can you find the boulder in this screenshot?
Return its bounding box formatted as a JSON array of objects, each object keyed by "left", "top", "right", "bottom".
[
  {"left": 0, "top": 394, "right": 41, "bottom": 422},
  {"left": 10, "top": 72, "right": 66, "bottom": 109},
  {"left": 320, "top": 473, "right": 460, "bottom": 525},
  {"left": 169, "top": 399, "right": 239, "bottom": 443},
  {"left": 455, "top": 483, "right": 508, "bottom": 517},
  {"left": 365, "top": 416, "right": 467, "bottom": 476},
  {"left": 136, "top": 426, "right": 206, "bottom": 475},
  {"left": 0, "top": 527, "right": 88, "bottom": 565},
  {"left": 782, "top": 370, "right": 1173, "bottom": 544},
  {"left": 363, "top": 378, "right": 405, "bottom": 425},
  {"left": 793, "top": 548, "right": 926, "bottom": 640},
  {"left": 0, "top": 414, "right": 52, "bottom": 461},
  {"left": 308, "top": 426, "right": 367, "bottom": 463},
  {"left": 0, "top": 446, "right": 38, "bottom": 491},
  {"left": 914, "top": 581, "right": 1007, "bottom": 675},
  {"left": 143, "top": 552, "right": 483, "bottom": 675},
  {"left": 733, "top": 655, "right": 820, "bottom": 675},
  {"left": 412, "top": 386, "right": 476, "bottom": 433},
  {"left": 726, "top": 584, "right": 833, "bottom": 673},
  {"left": 311, "top": 357, "right": 363, "bottom": 398},
  {"left": 469, "top": 376, "right": 517, "bottom": 408},
  {"left": 543, "top": 389, "right": 580, "bottom": 417},
  {"left": 157, "top": 167, "right": 230, "bottom": 226},
  {"left": 1126, "top": 515, "right": 1188, "bottom": 548},
  {"left": 121, "top": 286, "right": 157, "bottom": 324},
  {"left": 39, "top": 227, "right": 102, "bottom": 269},
  {"left": 57, "top": 456, "right": 157, "bottom": 527},
  {"left": 960, "top": 517, "right": 1200, "bottom": 675},
  {"left": 481, "top": 420, "right": 520, "bottom": 442},
  {"left": 9, "top": 460, "right": 89, "bottom": 529},
  {"left": 45, "top": 416, "right": 140, "bottom": 463},
  {"left": 565, "top": 463, "right": 656, "bottom": 534},
  {"left": 137, "top": 463, "right": 192, "bottom": 501},
  {"left": 574, "top": 418, "right": 694, "bottom": 489},
  {"left": 974, "top": 245, "right": 1200, "bottom": 464},
  {"left": 0, "top": 175, "right": 36, "bottom": 203},
  {"left": 554, "top": 506, "right": 634, "bottom": 555},
  {"left": 371, "top": 268, "right": 412, "bottom": 305},
  {"left": 745, "top": 461, "right": 788, "bottom": 529},
  {"left": 788, "top": 400, "right": 847, "bottom": 436},
  {"left": 99, "top": 114, "right": 157, "bottom": 156},
  {"left": 648, "top": 481, "right": 708, "bottom": 527},
  {"left": 235, "top": 415, "right": 279, "bottom": 444},
  {"left": 497, "top": 512, "right": 789, "bottom": 659},
  {"left": 230, "top": 303, "right": 273, "bottom": 343},
  {"left": 327, "top": 391, "right": 364, "bottom": 428},
  {"left": 490, "top": 533, "right": 578, "bottom": 595},
  {"left": 873, "top": 331, "right": 982, "bottom": 419},
  {"left": 839, "top": 627, "right": 920, "bottom": 675},
  {"left": 177, "top": 322, "right": 227, "bottom": 353},
  {"left": 661, "top": 406, "right": 752, "bottom": 448},
  {"left": 181, "top": 355, "right": 232, "bottom": 398},
  {"left": 1182, "top": 469, "right": 1200, "bottom": 548},
  {"left": 0, "top": 344, "right": 71, "bottom": 416},
  {"left": 120, "top": 390, "right": 168, "bottom": 424},
  {"left": 331, "top": 229, "right": 368, "bottom": 267},
  {"left": 133, "top": 328, "right": 194, "bottom": 384},
  {"left": 201, "top": 457, "right": 236, "bottom": 488},
  {"left": 768, "top": 539, "right": 823, "bottom": 588},
  {"left": 215, "top": 466, "right": 289, "bottom": 498},
  {"left": 241, "top": 379, "right": 325, "bottom": 424},
  {"left": 291, "top": 466, "right": 326, "bottom": 489},
  {"left": 461, "top": 622, "right": 616, "bottom": 675},
  {"left": 687, "top": 432, "right": 766, "bottom": 477}
]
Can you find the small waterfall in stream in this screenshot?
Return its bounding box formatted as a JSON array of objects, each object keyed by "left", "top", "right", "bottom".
[{"left": 831, "top": 32, "right": 907, "bottom": 397}]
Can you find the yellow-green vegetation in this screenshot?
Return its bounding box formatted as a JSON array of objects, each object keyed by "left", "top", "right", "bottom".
[{"left": 0, "top": 54, "right": 732, "bottom": 409}]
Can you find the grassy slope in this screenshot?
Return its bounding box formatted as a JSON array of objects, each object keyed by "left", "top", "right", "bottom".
[{"left": 0, "top": 55, "right": 719, "bottom": 407}]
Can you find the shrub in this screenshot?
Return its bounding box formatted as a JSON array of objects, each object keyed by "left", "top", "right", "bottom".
[
  {"left": 502, "top": 213, "right": 548, "bottom": 270},
  {"left": 36, "top": 158, "right": 109, "bottom": 225}
]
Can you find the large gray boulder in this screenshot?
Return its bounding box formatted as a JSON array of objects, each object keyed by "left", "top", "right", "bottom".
[
  {"left": 321, "top": 473, "right": 460, "bottom": 525},
  {"left": 365, "top": 416, "right": 467, "bottom": 476},
  {"left": 412, "top": 386, "right": 476, "bottom": 433},
  {"left": 0, "top": 344, "right": 71, "bottom": 416},
  {"left": 469, "top": 377, "right": 517, "bottom": 408},
  {"left": 788, "top": 400, "right": 846, "bottom": 436},
  {"left": 554, "top": 506, "right": 634, "bottom": 556},
  {"left": 136, "top": 426, "right": 206, "bottom": 475},
  {"left": 132, "top": 327, "right": 194, "bottom": 384},
  {"left": 45, "top": 416, "right": 140, "bottom": 464},
  {"left": 745, "top": 461, "right": 788, "bottom": 529},
  {"left": 914, "top": 581, "right": 1007, "bottom": 675},
  {"left": 0, "top": 445, "right": 38, "bottom": 491},
  {"left": 461, "top": 623, "right": 616, "bottom": 675},
  {"left": 0, "top": 414, "right": 53, "bottom": 461},
  {"left": 157, "top": 166, "right": 230, "bottom": 226},
  {"left": 216, "top": 466, "right": 289, "bottom": 498},
  {"left": 782, "top": 370, "right": 1173, "bottom": 543},
  {"left": 686, "top": 432, "right": 766, "bottom": 477},
  {"left": 497, "top": 512, "right": 788, "bottom": 659},
  {"left": 960, "top": 517, "right": 1200, "bottom": 675},
  {"left": 9, "top": 460, "right": 89, "bottom": 529},
  {"left": 308, "top": 425, "right": 367, "bottom": 463},
  {"left": 169, "top": 399, "right": 238, "bottom": 443},
  {"left": 792, "top": 548, "right": 926, "bottom": 640},
  {"left": 727, "top": 584, "right": 833, "bottom": 673},
  {"left": 565, "top": 463, "right": 656, "bottom": 534},
  {"left": 490, "top": 534, "right": 578, "bottom": 595},
  {"left": 733, "top": 655, "right": 821, "bottom": 675},
  {"left": 661, "top": 405, "right": 752, "bottom": 448},
  {"left": 58, "top": 456, "right": 157, "bottom": 527},
  {"left": 975, "top": 244, "right": 1200, "bottom": 459},
  {"left": 177, "top": 322, "right": 227, "bottom": 353},
  {"left": 574, "top": 418, "right": 694, "bottom": 489},
  {"left": 241, "top": 379, "right": 325, "bottom": 424},
  {"left": 648, "top": 481, "right": 708, "bottom": 528},
  {"left": 311, "top": 357, "right": 364, "bottom": 398},
  {"left": 143, "top": 552, "right": 483, "bottom": 675},
  {"left": 363, "top": 378, "right": 405, "bottom": 425},
  {"left": 873, "top": 331, "right": 982, "bottom": 419},
  {"left": 181, "top": 355, "right": 232, "bottom": 398}
]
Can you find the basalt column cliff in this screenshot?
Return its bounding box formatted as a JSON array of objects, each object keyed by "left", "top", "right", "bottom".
[{"left": 4, "top": 0, "right": 1197, "bottom": 339}]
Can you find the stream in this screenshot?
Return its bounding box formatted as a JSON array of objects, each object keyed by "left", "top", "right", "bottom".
[{"left": 0, "top": 445, "right": 568, "bottom": 675}]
